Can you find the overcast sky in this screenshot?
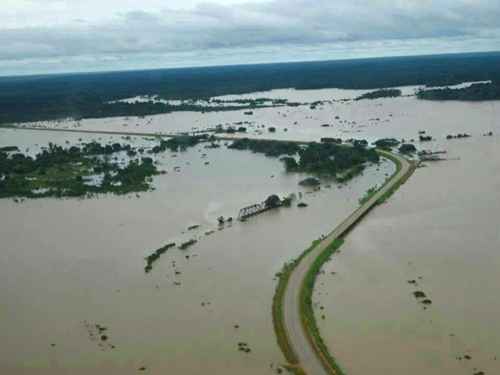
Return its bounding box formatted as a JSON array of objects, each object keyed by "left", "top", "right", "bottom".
[{"left": 1, "top": 0, "right": 500, "bottom": 75}]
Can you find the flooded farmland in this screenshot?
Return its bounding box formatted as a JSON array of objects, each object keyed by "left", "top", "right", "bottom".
[
  {"left": 19, "top": 85, "right": 500, "bottom": 145},
  {"left": 2, "top": 84, "right": 500, "bottom": 375},
  {"left": 0, "top": 127, "right": 391, "bottom": 374}
]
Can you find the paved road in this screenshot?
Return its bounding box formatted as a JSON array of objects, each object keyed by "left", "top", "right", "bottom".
[
  {"left": 5, "top": 125, "right": 318, "bottom": 144},
  {"left": 1, "top": 125, "right": 182, "bottom": 138},
  {"left": 282, "top": 151, "right": 412, "bottom": 375}
]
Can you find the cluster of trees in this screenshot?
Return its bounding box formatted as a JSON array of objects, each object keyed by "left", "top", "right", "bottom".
[
  {"left": 264, "top": 194, "right": 282, "bottom": 209},
  {"left": 145, "top": 242, "right": 176, "bottom": 273},
  {"left": 2, "top": 52, "right": 500, "bottom": 124},
  {"left": 399, "top": 144, "right": 417, "bottom": 154},
  {"left": 210, "top": 97, "right": 288, "bottom": 107},
  {"left": 446, "top": 133, "right": 471, "bottom": 139},
  {"left": 320, "top": 137, "right": 343, "bottom": 144},
  {"left": 356, "top": 89, "right": 402, "bottom": 100},
  {"left": 229, "top": 138, "right": 379, "bottom": 181},
  {"left": 81, "top": 141, "right": 133, "bottom": 155},
  {"left": 224, "top": 126, "right": 247, "bottom": 134},
  {"left": 228, "top": 138, "right": 301, "bottom": 157},
  {"left": 150, "top": 135, "right": 207, "bottom": 153},
  {"left": 0, "top": 142, "right": 160, "bottom": 199},
  {"left": 374, "top": 138, "right": 401, "bottom": 150},
  {"left": 285, "top": 143, "right": 379, "bottom": 177},
  {"left": 417, "top": 82, "right": 500, "bottom": 101},
  {"left": 419, "top": 135, "right": 433, "bottom": 142}
]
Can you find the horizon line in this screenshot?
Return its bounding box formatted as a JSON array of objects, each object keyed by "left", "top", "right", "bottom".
[{"left": 1, "top": 49, "right": 500, "bottom": 80}]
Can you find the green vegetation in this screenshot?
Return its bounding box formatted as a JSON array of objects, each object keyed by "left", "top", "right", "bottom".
[
  {"left": 272, "top": 240, "right": 321, "bottom": 375},
  {"left": 299, "top": 177, "right": 320, "bottom": 187},
  {"left": 300, "top": 238, "right": 346, "bottom": 375},
  {"left": 228, "top": 138, "right": 301, "bottom": 157},
  {"left": 446, "top": 133, "right": 471, "bottom": 140},
  {"left": 230, "top": 138, "right": 379, "bottom": 182},
  {"left": 272, "top": 150, "right": 415, "bottom": 375},
  {"left": 0, "top": 135, "right": 206, "bottom": 199},
  {"left": 296, "top": 152, "right": 411, "bottom": 374},
  {"left": 417, "top": 82, "right": 500, "bottom": 101},
  {"left": 375, "top": 151, "right": 415, "bottom": 205},
  {"left": 210, "top": 97, "right": 287, "bottom": 106},
  {"left": 335, "top": 164, "right": 366, "bottom": 183},
  {"left": 352, "top": 150, "right": 415, "bottom": 208},
  {"left": 320, "top": 138, "right": 343, "bottom": 144},
  {"left": 291, "top": 143, "right": 378, "bottom": 178},
  {"left": 0, "top": 146, "right": 19, "bottom": 152},
  {"left": 373, "top": 138, "right": 400, "bottom": 150},
  {"left": 265, "top": 194, "right": 282, "bottom": 209},
  {"left": 0, "top": 142, "right": 163, "bottom": 199},
  {"left": 150, "top": 134, "right": 207, "bottom": 153},
  {"left": 356, "top": 89, "right": 402, "bottom": 100},
  {"left": 282, "top": 195, "right": 294, "bottom": 207},
  {"left": 145, "top": 243, "right": 176, "bottom": 273},
  {"left": 359, "top": 186, "right": 378, "bottom": 205},
  {"left": 399, "top": 143, "right": 417, "bottom": 154},
  {"left": 179, "top": 239, "right": 197, "bottom": 250}
]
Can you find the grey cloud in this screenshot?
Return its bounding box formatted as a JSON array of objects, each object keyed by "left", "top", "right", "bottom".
[{"left": 1, "top": 0, "right": 500, "bottom": 73}]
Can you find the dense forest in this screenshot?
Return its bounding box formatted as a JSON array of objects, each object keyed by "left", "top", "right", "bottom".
[{"left": 1, "top": 52, "right": 500, "bottom": 124}]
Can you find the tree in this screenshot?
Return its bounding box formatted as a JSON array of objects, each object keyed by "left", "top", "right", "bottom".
[
  {"left": 281, "top": 157, "right": 298, "bottom": 171},
  {"left": 399, "top": 143, "right": 417, "bottom": 154},
  {"left": 265, "top": 195, "right": 282, "bottom": 209}
]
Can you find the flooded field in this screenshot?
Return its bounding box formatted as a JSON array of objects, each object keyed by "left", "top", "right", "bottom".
[
  {"left": 3, "top": 83, "right": 500, "bottom": 375},
  {"left": 18, "top": 85, "right": 500, "bottom": 145},
  {"left": 0, "top": 128, "right": 391, "bottom": 374},
  {"left": 315, "top": 136, "right": 500, "bottom": 375}
]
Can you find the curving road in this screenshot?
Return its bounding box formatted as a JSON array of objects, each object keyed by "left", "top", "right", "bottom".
[{"left": 282, "top": 151, "right": 412, "bottom": 375}]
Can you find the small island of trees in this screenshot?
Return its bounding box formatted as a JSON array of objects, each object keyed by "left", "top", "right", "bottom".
[
  {"left": 229, "top": 138, "right": 379, "bottom": 182},
  {"left": 373, "top": 138, "right": 401, "bottom": 150},
  {"left": 356, "top": 89, "right": 402, "bottom": 101}
]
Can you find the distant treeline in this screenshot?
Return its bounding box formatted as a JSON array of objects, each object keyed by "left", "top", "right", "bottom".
[
  {"left": 417, "top": 81, "right": 500, "bottom": 101},
  {"left": 1, "top": 52, "right": 500, "bottom": 124}
]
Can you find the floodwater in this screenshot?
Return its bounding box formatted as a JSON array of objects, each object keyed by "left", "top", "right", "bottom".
[
  {"left": 0, "top": 128, "right": 391, "bottom": 374},
  {"left": 18, "top": 84, "right": 500, "bottom": 146},
  {"left": 315, "top": 136, "right": 500, "bottom": 375},
  {"left": 3, "top": 83, "right": 500, "bottom": 374}
]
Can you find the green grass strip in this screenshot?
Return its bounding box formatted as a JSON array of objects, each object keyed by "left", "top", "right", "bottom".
[
  {"left": 273, "top": 241, "right": 321, "bottom": 374},
  {"left": 299, "top": 238, "right": 346, "bottom": 375},
  {"left": 376, "top": 150, "right": 416, "bottom": 205},
  {"left": 272, "top": 150, "right": 416, "bottom": 374}
]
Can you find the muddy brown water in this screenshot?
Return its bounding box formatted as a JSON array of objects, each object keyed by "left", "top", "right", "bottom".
[
  {"left": 315, "top": 136, "right": 500, "bottom": 375},
  {"left": 19, "top": 86, "right": 500, "bottom": 145},
  {"left": 2, "top": 84, "right": 500, "bottom": 374},
  {"left": 0, "top": 128, "right": 391, "bottom": 374}
]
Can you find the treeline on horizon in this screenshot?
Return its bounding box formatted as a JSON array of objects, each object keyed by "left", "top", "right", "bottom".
[
  {"left": 1, "top": 52, "right": 500, "bottom": 124},
  {"left": 417, "top": 81, "right": 500, "bottom": 101}
]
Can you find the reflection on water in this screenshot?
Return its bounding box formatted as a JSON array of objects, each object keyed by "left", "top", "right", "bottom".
[
  {"left": 0, "top": 128, "right": 391, "bottom": 374},
  {"left": 315, "top": 137, "right": 500, "bottom": 375}
]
